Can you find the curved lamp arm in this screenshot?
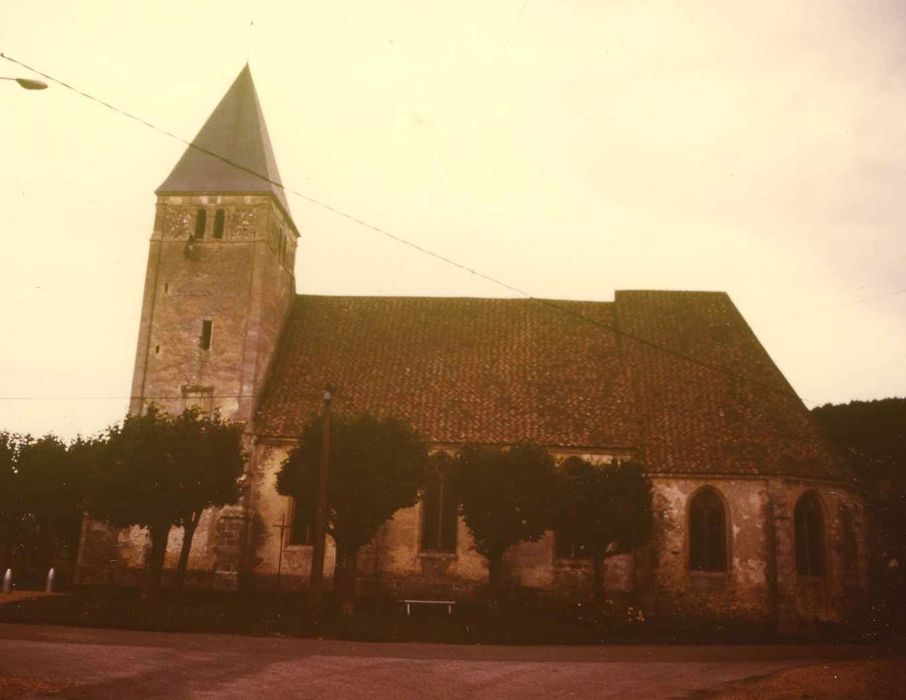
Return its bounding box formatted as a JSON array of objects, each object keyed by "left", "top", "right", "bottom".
[{"left": 0, "top": 77, "right": 48, "bottom": 90}]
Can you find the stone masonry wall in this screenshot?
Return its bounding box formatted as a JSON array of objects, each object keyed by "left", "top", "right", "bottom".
[
  {"left": 650, "top": 477, "right": 867, "bottom": 627},
  {"left": 129, "top": 193, "right": 295, "bottom": 423},
  {"left": 243, "top": 443, "right": 867, "bottom": 630},
  {"left": 651, "top": 478, "right": 771, "bottom": 623}
]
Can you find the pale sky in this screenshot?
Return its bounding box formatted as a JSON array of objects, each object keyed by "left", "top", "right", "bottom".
[{"left": 0, "top": 0, "right": 904, "bottom": 440}]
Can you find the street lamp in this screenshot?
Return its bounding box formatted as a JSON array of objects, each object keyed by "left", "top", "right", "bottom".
[{"left": 0, "top": 77, "right": 48, "bottom": 90}]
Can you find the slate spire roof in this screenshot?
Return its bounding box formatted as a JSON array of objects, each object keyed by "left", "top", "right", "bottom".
[{"left": 157, "top": 65, "right": 290, "bottom": 214}]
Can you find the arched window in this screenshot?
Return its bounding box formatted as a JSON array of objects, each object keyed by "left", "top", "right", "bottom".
[
  {"left": 794, "top": 492, "right": 825, "bottom": 576},
  {"left": 689, "top": 488, "right": 727, "bottom": 572},
  {"left": 213, "top": 209, "right": 225, "bottom": 239},
  {"left": 194, "top": 208, "right": 207, "bottom": 239},
  {"left": 421, "top": 455, "right": 458, "bottom": 553},
  {"left": 554, "top": 456, "right": 592, "bottom": 560}
]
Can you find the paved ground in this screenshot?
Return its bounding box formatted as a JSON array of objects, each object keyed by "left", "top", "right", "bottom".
[
  {"left": 0, "top": 624, "right": 899, "bottom": 699},
  {"left": 0, "top": 593, "right": 61, "bottom": 605}
]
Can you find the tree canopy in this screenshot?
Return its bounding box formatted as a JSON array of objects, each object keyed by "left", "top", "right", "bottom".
[
  {"left": 454, "top": 442, "right": 559, "bottom": 600},
  {"left": 16, "top": 435, "right": 84, "bottom": 573},
  {"left": 556, "top": 457, "right": 653, "bottom": 600},
  {"left": 86, "top": 406, "right": 246, "bottom": 597},
  {"left": 811, "top": 399, "right": 906, "bottom": 484},
  {"left": 0, "top": 432, "right": 89, "bottom": 585},
  {"left": 812, "top": 398, "right": 906, "bottom": 551},
  {"left": 87, "top": 407, "right": 182, "bottom": 532},
  {"left": 169, "top": 408, "right": 247, "bottom": 588},
  {"left": 812, "top": 398, "right": 906, "bottom": 621},
  {"left": 276, "top": 412, "right": 427, "bottom": 608},
  {"left": 0, "top": 432, "right": 21, "bottom": 576}
]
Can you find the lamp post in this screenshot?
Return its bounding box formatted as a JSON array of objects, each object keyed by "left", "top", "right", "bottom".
[{"left": 0, "top": 77, "right": 48, "bottom": 90}]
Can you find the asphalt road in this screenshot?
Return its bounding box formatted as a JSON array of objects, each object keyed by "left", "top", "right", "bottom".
[{"left": 0, "top": 624, "right": 895, "bottom": 699}]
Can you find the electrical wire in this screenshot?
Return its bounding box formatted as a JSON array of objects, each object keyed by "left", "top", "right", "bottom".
[
  {"left": 760, "top": 286, "right": 906, "bottom": 326},
  {"left": 0, "top": 52, "right": 826, "bottom": 407}
]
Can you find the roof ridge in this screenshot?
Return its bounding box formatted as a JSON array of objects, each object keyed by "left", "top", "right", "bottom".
[
  {"left": 616, "top": 289, "right": 730, "bottom": 296},
  {"left": 294, "top": 293, "right": 615, "bottom": 304}
]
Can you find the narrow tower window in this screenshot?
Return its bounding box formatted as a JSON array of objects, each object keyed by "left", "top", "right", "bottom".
[
  {"left": 199, "top": 319, "right": 213, "bottom": 350},
  {"left": 213, "top": 209, "right": 225, "bottom": 239},
  {"left": 194, "top": 209, "right": 207, "bottom": 239}
]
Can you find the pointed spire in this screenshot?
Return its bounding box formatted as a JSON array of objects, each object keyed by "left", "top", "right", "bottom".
[{"left": 157, "top": 65, "right": 290, "bottom": 213}]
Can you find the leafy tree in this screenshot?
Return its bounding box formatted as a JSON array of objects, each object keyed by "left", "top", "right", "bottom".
[
  {"left": 87, "top": 407, "right": 178, "bottom": 598},
  {"left": 276, "top": 413, "right": 427, "bottom": 610},
  {"left": 556, "top": 457, "right": 653, "bottom": 601},
  {"left": 812, "top": 398, "right": 906, "bottom": 621},
  {"left": 170, "top": 408, "right": 247, "bottom": 590},
  {"left": 86, "top": 406, "right": 246, "bottom": 598},
  {"left": 15, "top": 434, "right": 86, "bottom": 576},
  {"left": 454, "top": 442, "right": 559, "bottom": 602},
  {"left": 0, "top": 432, "right": 19, "bottom": 574},
  {"left": 0, "top": 433, "right": 89, "bottom": 584}
]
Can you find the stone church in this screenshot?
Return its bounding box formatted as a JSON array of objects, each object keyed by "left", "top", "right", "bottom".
[{"left": 77, "top": 67, "right": 868, "bottom": 631}]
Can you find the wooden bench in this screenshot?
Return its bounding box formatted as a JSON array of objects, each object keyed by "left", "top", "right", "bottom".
[{"left": 400, "top": 599, "right": 456, "bottom": 615}]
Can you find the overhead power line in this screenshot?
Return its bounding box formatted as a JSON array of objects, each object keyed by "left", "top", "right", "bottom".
[
  {"left": 0, "top": 52, "right": 821, "bottom": 407},
  {"left": 761, "top": 286, "right": 906, "bottom": 326}
]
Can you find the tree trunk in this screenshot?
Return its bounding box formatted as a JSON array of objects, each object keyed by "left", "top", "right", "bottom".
[
  {"left": 487, "top": 549, "right": 505, "bottom": 605},
  {"left": 592, "top": 552, "right": 605, "bottom": 603},
  {"left": 0, "top": 531, "right": 11, "bottom": 575},
  {"left": 142, "top": 522, "right": 170, "bottom": 600},
  {"left": 337, "top": 547, "right": 358, "bottom": 615},
  {"left": 331, "top": 539, "right": 345, "bottom": 600},
  {"left": 592, "top": 544, "right": 610, "bottom": 603},
  {"left": 174, "top": 511, "right": 201, "bottom": 591},
  {"left": 41, "top": 519, "right": 56, "bottom": 577}
]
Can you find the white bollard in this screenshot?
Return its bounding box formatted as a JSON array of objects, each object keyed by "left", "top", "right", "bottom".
[
  {"left": 2, "top": 569, "right": 11, "bottom": 594},
  {"left": 45, "top": 568, "right": 55, "bottom": 593}
]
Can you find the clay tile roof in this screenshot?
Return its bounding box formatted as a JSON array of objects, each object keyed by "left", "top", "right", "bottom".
[
  {"left": 156, "top": 65, "right": 290, "bottom": 214},
  {"left": 255, "top": 291, "right": 851, "bottom": 482},
  {"left": 255, "top": 296, "right": 635, "bottom": 449},
  {"left": 614, "top": 290, "right": 849, "bottom": 480}
]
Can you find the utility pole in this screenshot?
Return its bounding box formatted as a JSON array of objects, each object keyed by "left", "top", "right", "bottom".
[
  {"left": 309, "top": 385, "right": 333, "bottom": 617},
  {"left": 273, "top": 511, "right": 289, "bottom": 592}
]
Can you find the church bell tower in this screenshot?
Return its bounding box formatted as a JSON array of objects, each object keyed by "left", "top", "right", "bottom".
[{"left": 130, "top": 66, "right": 298, "bottom": 423}]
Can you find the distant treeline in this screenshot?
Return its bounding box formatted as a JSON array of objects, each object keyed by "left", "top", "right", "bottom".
[{"left": 812, "top": 397, "right": 906, "bottom": 625}]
